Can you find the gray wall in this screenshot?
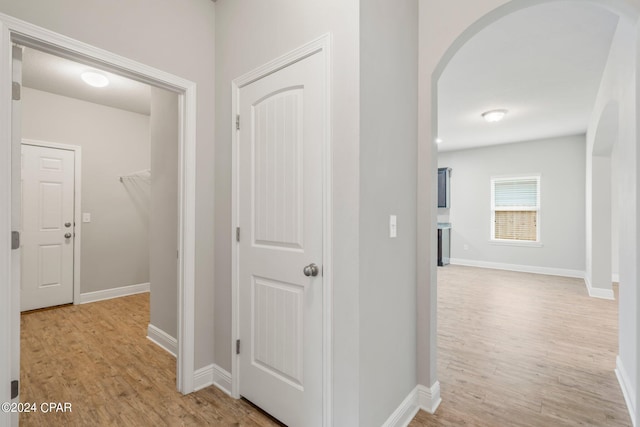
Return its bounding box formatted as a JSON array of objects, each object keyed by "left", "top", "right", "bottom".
[
  {"left": 22, "top": 87, "right": 150, "bottom": 294},
  {"left": 215, "top": 2, "right": 361, "bottom": 423},
  {"left": 438, "top": 135, "right": 586, "bottom": 273},
  {"left": 359, "top": 0, "right": 418, "bottom": 425},
  {"left": 0, "top": 0, "right": 216, "bottom": 370},
  {"left": 149, "top": 87, "right": 178, "bottom": 339},
  {"left": 585, "top": 14, "right": 638, "bottom": 419}
]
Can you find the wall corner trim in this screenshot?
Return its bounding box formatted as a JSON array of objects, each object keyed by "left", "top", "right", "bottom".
[
  {"left": 147, "top": 323, "right": 177, "bottom": 357},
  {"left": 212, "top": 365, "right": 233, "bottom": 396},
  {"left": 417, "top": 382, "right": 442, "bottom": 414},
  {"left": 80, "top": 282, "right": 149, "bottom": 304},
  {"left": 191, "top": 364, "right": 232, "bottom": 395},
  {"left": 615, "top": 356, "right": 637, "bottom": 427},
  {"left": 584, "top": 275, "right": 615, "bottom": 300},
  {"left": 381, "top": 382, "right": 441, "bottom": 427}
]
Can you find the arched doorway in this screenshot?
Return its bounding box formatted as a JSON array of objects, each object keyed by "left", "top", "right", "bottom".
[{"left": 417, "top": 1, "right": 640, "bottom": 424}]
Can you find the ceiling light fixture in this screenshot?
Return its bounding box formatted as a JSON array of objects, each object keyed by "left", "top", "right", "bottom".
[
  {"left": 81, "top": 71, "right": 109, "bottom": 88},
  {"left": 436, "top": 138, "right": 443, "bottom": 144},
  {"left": 482, "top": 109, "right": 508, "bottom": 123}
]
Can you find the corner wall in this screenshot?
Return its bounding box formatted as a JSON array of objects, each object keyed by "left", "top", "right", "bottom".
[
  {"left": 22, "top": 87, "right": 150, "bottom": 294},
  {"left": 585, "top": 16, "right": 638, "bottom": 423},
  {"left": 149, "top": 87, "right": 179, "bottom": 342},
  {"left": 359, "top": 0, "right": 418, "bottom": 425}
]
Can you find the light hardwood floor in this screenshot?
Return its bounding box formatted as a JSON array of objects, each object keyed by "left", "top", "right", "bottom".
[
  {"left": 410, "top": 265, "right": 631, "bottom": 427},
  {"left": 20, "top": 266, "right": 632, "bottom": 426},
  {"left": 20, "top": 293, "right": 280, "bottom": 426}
]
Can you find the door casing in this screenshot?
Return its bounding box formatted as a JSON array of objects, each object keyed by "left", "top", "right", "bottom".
[
  {"left": 0, "top": 12, "right": 198, "bottom": 414},
  {"left": 22, "top": 139, "right": 82, "bottom": 307},
  {"left": 231, "top": 34, "right": 334, "bottom": 426}
]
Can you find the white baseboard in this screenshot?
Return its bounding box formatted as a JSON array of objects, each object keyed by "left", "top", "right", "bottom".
[
  {"left": 449, "top": 258, "right": 584, "bottom": 279},
  {"left": 213, "top": 365, "right": 233, "bottom": 395},
  {"left": 147, "top": 324, "right": 177, "bottom": 357},
  {"left": 80, "top": 282, "right": 150, "bottom": 304},
  {"left": 381, "top": 387, "right": 420, "bottom": 427},
  {"left": 193, "top": 364, "right": 214, "bottom": 392},
  {"left": 417, "top": 382, "right": 442, "bottom": 414},
  {"left": 615, "top": 356, "right": 637, "bottom": 427},
  {"left": 192, "top": 364, "right": 232, "bottom": 395},
  {"left": 381, "top": 381, "right": 441, "bottom": 427},
  {"left": 584, "top": 275, "right": 615, "bottom": 300}
]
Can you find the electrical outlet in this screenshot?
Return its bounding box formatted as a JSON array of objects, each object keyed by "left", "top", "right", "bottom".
[{"left": 82, "top": 213, "right": 91, "bottom": 223}]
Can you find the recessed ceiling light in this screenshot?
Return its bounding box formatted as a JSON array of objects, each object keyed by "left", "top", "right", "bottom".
[
  {"left": 81, "top": 71, "right": 109, "bottom": 88},
  {"left": 436, "top": 138, "right": 443, "bottom": 144},
  {"left": 482, "top": 109, "right": 508, "bottom": 123}
]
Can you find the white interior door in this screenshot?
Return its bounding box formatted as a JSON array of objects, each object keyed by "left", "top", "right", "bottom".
[
  {"left": 21, "top": 144, "right": 75, "bottom": 312},
  {"left": 238, "top": 51, "right": 325, "bottom": 427}
]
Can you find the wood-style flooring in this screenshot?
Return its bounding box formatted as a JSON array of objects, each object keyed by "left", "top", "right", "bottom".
[
  {"left": 20, "top": 293, "right": 280, "bottom": 426},
  {"left": 410, "top": 265, "right": 631, "bottom": 427},
  {"left": 20, "top": 266, "right": 632, "bottom": 426}
]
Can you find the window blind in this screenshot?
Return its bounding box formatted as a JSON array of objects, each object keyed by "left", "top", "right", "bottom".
[
  {"left": 492, "top": 176, "right": 540, "bottom": 242},
  {"left": 494, "top": 178, "right": 539, "bottom": 209}
]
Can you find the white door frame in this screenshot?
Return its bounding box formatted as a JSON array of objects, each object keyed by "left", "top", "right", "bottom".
[
  {"left": 21, "top": 139, "right": 83, "bottom": 306},
  {"left": 0, "top": 12, "right": 198, "bottom": 404},
  {"left": 230, "top": 34, "right": 333, "bottom": 426}
]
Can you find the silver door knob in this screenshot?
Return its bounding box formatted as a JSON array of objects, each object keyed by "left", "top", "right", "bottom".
[
  {"left": 64, "top": 233, "right": 72, "bottom": 239},
  {"left": 303, "top": 263, "right": 319, "bottom": 277},
  {"left": 65, "top": 222, "right": 72, "bottom": 228}
]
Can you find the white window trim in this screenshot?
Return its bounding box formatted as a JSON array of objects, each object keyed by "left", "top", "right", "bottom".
[{"left": 490, "top": 174, "right": 541, "bottom": 244}]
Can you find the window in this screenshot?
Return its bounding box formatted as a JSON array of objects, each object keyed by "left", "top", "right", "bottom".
[{"left": 491, "top": 175, "right": 540, "bottom": 243}]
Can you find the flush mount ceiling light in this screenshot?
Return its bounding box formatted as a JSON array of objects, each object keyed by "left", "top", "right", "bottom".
[
  {"left": 482, "top": 109, "right": 508, "bottom": 123},
  {"left": 81, "top": 71, "right": 109, "bottom": 88},
  {"left": 436, "top": 138, "right": 443, "bottom": 144}
]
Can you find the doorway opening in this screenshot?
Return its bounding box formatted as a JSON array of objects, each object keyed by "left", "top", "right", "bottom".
[
  {"left": 2, "top": 14, "right": 198, "bottom": 410},
  {"left": 427, "top": 0, "right": 637, "bottom": 424},
  {"left": 16, "top": 43, "right": 183, "bottom": 415}
]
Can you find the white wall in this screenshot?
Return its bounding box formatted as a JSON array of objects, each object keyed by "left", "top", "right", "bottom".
[
  {"left": 149, "top": 87, "right": 179, "bottom": 341},
  {"left": 22, "top": 87, "right": 150, "bottom": 294},
  {"left": 586, "top": 14, "right": 638, "bottom": 424},
  {"left": 215, "top": 2, "right": 361, "bottom": 423},
  {"left": 359, "top": 0, "right": 418, "bottom": 425},
  {"left": 438, "top": 135, "right": 586, "bottom": 275},
  {"left": 0, "top": 0, "right": 216, "bottom": 370}
]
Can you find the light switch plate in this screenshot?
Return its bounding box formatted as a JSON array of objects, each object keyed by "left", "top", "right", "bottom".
[
  {"left": 82, "top": 213, "right": 91, "bottom": 223},
  {"left": 389, "top": 215, "right": 397, "bottom": 238}
]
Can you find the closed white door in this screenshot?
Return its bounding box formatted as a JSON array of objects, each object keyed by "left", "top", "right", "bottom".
[
  {"left": 238, "top": 51, "right": 325, "bottom": 426},
  {"left": 21, "top": 144, "right": 75, "bottom": 312}
]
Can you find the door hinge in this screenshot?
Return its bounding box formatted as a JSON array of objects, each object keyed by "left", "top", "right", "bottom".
[
  {"left": 12, "top": 82, "right": 20, "bottom": 101},
  {"left": 11, "top": 380, "right": 18, "bottom": 399},
  {"left": 236, "top": 114, "right": 240, "bottom": 131},
  {"left": 236, "top": 339, "right": 241, "bottom": 355},
  {"left": 11, "top": 231, "right": 19, "bottom": 250},
  {"left": 236, "top": 227, "right": 240, "bottom": 242}
]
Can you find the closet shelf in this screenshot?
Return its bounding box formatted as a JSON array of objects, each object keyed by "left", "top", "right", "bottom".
[{"left": 119, "top": 168, "right": 151, "bottom": 182}]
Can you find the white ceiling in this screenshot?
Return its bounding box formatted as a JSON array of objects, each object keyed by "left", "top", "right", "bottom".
[
  {"left": 437, "top": 2, "right": 620, "bottom": 152},
  {"left": 22, "top": 47, "right": 151, "bottom": 115}
]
